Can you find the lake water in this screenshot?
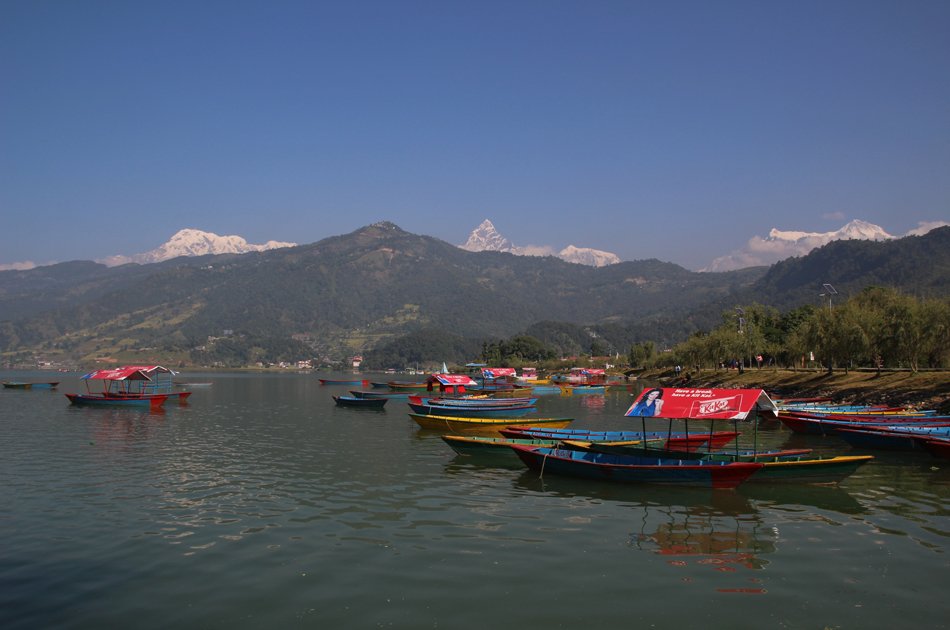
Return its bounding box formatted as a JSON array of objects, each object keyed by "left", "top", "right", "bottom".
[{"left": 2, "top": 371, "right": 948, "bottom": 629}]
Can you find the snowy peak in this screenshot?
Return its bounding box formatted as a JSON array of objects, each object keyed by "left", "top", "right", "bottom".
[
  {"left": 705, "top": 219, "right": 899, "bottom": 272},
  {"left": 767, "top": 219, "right": 894, "bottom": 244},
  {"left": 460, "top": 219, "right": 515, "bottom": 253},
  {"left": 459, "top": 219, "right": 619, "bottom": 267},
  {"left": 558, "top": 245, "right": 621, "bottom": 267},
  {"left": 98, "top": 229, "right": 296, "bottom": 266}
]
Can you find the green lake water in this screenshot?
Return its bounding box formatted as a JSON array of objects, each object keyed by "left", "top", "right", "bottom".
[{"left": 2, "top": 371, "right": 948, "bottom": 629}]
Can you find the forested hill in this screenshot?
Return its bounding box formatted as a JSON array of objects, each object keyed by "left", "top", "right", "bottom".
[
  {"left": 0, "top": 222, "right": 946, "bottom": 366},
  {"left": 746, "top": 225, "right": 950, "bottom": 308}
]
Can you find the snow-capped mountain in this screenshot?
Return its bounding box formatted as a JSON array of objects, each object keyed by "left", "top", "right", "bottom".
[
  {"left": 558, "top": 245, "right": 621, "bottom": 267},
  {"left": 704, "top": 219, "right": 896, "bottom": 272},
  {"left": 459, "top": 219, "right": 620, "bottom": 267},
  {"left": 460, "top": 220, "right": 515, "bottom": 253},
  {"left": 98, "top": 229, "right": 297, "bottom": 267}
]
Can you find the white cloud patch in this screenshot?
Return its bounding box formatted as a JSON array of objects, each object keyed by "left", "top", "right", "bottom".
[
  {"left": 511, "top": 244, "right": 557, "bottom": 257},
  {"left": 905, "top": 220, "right": 949, "bottom": 236},
  {"left": 822, "top": 211, "right": 846, "bottom": 221}
]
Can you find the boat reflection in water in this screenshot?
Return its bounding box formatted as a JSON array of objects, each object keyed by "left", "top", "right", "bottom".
[
  {"left": 631, "top": 492, "right": 776, "bottom": 590},
  {"left": 511, "top": 469, "right": 869, "bottom": 594}
]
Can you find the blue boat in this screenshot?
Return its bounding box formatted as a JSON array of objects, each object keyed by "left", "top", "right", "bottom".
[
  {"left": 510, "top": 446, "right": 762, "bottom": 489},
  {"left": 349, "top": 390, "right": 412, "bottom": 400},
  {"left": 320, "top": 378, "right": 370, "bottom": 387},
  {"left": 3, "top": 381, "right": 59, "bottom": 389},
  {"left": 407, "top": 402, "right": 536, "bottom": 417},
  {"left": 333, "top": 395, "right": 387, "bottom": 409},
  {"left": 834, "top": 425, "right": 950, "bottom": 450},
  {"left": 410, "top": 396, "right": 538, "bottom": 407}
]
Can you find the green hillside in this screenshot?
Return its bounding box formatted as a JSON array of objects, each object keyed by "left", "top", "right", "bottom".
[{"left": 1, "top": 223, "right": 946, "bottom": 368}]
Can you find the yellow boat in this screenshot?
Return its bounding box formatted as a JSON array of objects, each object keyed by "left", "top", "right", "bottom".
[{"left": 409, "top": 413, "right": 573, "bottom": 433}]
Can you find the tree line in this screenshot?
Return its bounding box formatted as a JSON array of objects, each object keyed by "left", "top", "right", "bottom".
[{"left": 657, "top": 287, "right": 950, "bottom": 373}]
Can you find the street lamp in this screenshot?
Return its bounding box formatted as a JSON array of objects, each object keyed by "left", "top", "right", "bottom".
[
  {"left": 819, "top": 283, "right": 838, "bottom": 313},
  {"left": 735, "top": 307, "right": 748, "bottom": 372}
]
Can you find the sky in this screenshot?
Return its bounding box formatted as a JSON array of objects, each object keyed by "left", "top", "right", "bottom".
[{"left": 2, "top": 0, "right": 949, "bottom": 271}]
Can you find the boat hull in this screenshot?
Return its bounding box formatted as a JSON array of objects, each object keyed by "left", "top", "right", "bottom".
[
  {"left": 441, "top": 435, "right": 559, "bottom": 458},
  {"left": 410, "top": 413, "right": 572, "bottom": 433},
  {"left": 66, "top": 393, "right": 169, "bottom": 408},
  {"left": 500, "top": 427, "right": 739, "bottom": 450},
  {"left": 319, "top": 378, "right": 370, "bottom": 386},
  {"left": 408, "top": 402, "right": 536, "bottom": 417},
  {"left": 3, "top": 381, "right": 59, "bottom": 389},
  {"left": 749, "top": 455, "right": 873, "bottom": 484},
  {"left": 510, "top": 446, "right": 762, "bottom": 489},
  {"left": 333, "top": 395, "right": 387, "bottom": 408}
]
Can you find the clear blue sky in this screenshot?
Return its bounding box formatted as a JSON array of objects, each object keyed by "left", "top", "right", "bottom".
[{"left": 2, "top": 0, "right": 948, "bottom": 270}]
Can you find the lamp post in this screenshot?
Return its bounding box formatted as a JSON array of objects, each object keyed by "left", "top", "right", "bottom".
[
  {"left": 735, "top": 307, "right": 747, "bottom": 372},
  {"left": 819, "top": 283, "right": 838, "bottom": 313}
]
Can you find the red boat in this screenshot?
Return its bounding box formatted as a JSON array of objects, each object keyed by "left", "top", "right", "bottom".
[{"left": 66, "top": 366, "right": 191, "bottom": 408}]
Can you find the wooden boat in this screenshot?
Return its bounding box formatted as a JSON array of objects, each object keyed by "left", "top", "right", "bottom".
[
  {"left": 832, "top": 425, "right": 950, "bottom": 450},
  {"left": 65, "top": 392, "right": 173, "bottom": 408},
  {"left": 2, "top": 381, "right": 59, "bottom": 389},
  {"left": 319, "top": 378, "right": 370, "bottom": 386},
  {"left": 750, "top": 455, "right": 873, "bottom": 483},
  {"left": 349, "top": 390, "right": 412, "bottom": 400},
  {"left": 409, "top": 413, "right": 573, "bottom": 432},
  {"left": 441, "top": 435, "right": 561, "bottom": 458},
  {"left": 529, "top": 385, "right": 563, "bottom": 395},
  {"left": 569, "top": 440, "right": 871, "bottom": 484},
  {"left": 777, "top": 412, "right": 950, "bottom": 435},
  {"left": 387, "top": 380, "right": 431, "bottom": 390},
  {"left": 509, "top": 446, "right": 763, "bottom": 489},
  {"left": 408, "top": 401, "right": 537, "bottom": 418},
  {"left": 566, "top": 440, "right": 813, "bottom": 462},
  {"left": 558, "top": 385, "right": 607, "bottom": 395},
  {"left": 409, "top": 395, "right": 538, "bottom": 407},
  {"left": 66, "top": 366, "right": 191, "bottom": 408},
  {"left": 333, "top": 395, "right": 387, "bottom": 408},
  {"left": 500, "top": 427, "right": 740, "bottom": 450}
]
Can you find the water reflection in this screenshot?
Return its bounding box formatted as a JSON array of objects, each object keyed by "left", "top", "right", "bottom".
[
  {"left": 512, "top": 470, "right": 776, "bottom": 592},
  {"left": 739, "top": 483, "right": 867, "bottom": 515}
]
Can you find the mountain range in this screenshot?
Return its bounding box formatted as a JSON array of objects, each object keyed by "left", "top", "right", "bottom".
[
  {"left": 704, "top": 219, "right": 946, "bottom": 271},
  {"left": 5, "top": 218, "right": 944, "bottom": 273},
  {"left": 97, "top": 229, "right": 297, "bottom": 266},
  {"left": 460, "top": 219, "right": 621, "bottom": 267},
  {"left": 0, "top": 221, "right": 947, "bottom": 368}
]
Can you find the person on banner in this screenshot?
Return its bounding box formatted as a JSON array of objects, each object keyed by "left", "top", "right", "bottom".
[{"left": 629, "top": 388, "right": 664, "bottom": 417}]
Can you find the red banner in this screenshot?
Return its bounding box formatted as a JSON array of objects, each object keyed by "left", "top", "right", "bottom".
[
  {"left": 81, "top": 365, "right": 172, "bottom": 381},
  {"left": 434, "top": 374, "right": 478, "bottom": 386},
  {"left": 625, "top": 387, "right": 776, "bottom": 420},
  {"left": 481, "top": 368, "right": 517, "bottom": 378}
]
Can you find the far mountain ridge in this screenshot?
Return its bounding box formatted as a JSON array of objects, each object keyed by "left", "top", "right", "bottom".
[{"left": 0, "top": 223, "right": 946, "bottom": 368}]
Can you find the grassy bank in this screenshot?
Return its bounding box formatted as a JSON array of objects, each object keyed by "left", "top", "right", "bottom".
[{"left": 636, "top": 368, "right": 950, "bottom": 412}]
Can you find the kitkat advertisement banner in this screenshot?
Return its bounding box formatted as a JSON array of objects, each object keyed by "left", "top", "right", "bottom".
[{"left": 625, "top": 387, "right": 776, "bottom": 420}]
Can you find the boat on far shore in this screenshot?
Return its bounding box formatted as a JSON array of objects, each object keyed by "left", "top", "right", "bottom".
[{"left": 3, "top": 381, "right": 60, "bottom": 389}]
